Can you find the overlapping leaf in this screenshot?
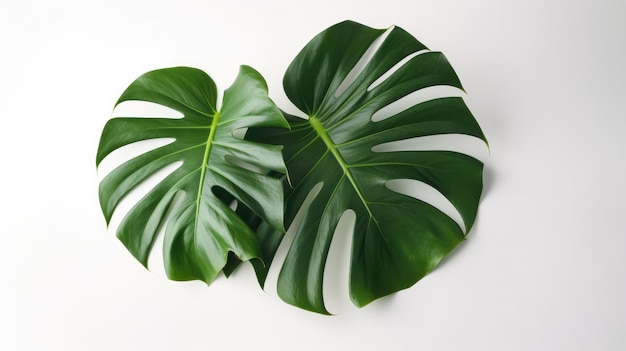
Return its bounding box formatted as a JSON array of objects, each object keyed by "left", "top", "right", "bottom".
[
  {"left": 96, "top": 21, "right": 487, "bottom": 315},
  {"left": 96, "top": 66, "right": 289, "bottom": 284},
  {"left": 247, "top": 21, "right": 487, "bottom": 314}
]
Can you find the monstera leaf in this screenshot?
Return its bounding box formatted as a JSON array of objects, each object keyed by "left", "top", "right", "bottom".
[
  {"left": 96, "top": 66, "right": 289, "bottom": 284},
  {"left": 247, "top": 21, "right": 487, "bottom": 314}
]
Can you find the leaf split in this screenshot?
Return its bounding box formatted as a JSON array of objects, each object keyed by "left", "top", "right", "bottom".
[{"left": 97, "top": 20, "right": 487, "bottom": 314}]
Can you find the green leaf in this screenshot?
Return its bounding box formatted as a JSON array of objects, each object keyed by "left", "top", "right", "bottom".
[
  {"left": 247, "top": 21, "right": 487, "bottom": 314},
  {"left": 96, "top": 66, "right": 289, "bottom": 284}
]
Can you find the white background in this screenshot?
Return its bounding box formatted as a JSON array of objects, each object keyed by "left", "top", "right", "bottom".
[{"left": 2, "top": 0, "right": 626, "bottom": 350}]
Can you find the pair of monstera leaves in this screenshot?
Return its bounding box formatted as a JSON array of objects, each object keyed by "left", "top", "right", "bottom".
[{"left": 97, "top": 21, "right": 487, "bottom": 314}]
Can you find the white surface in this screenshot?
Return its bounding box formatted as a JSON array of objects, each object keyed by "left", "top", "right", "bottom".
[{"left": 2, "top": 0, "right": 625, "bottom": 350}]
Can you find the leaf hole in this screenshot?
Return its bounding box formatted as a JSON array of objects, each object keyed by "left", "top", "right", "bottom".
[
  {"left": 147, "top": 190, "right": 186, "bottom": 274},
  {"left": 371, "top": 85, "right": 466, "bottom": 122},
  {"left": 229, "top": 199, "right": 238, "bottom": 211},
  {"left": 323, "top": 209, "right": 355, "bottom": 314},
  {"left": 211, "top": 186, "right": 238, "bottom": 211},
  {"left": 97, "top": 138, "right": 176, "bottom": 179},
  {"left": 333, "top": 26, "right": 394, "bottom": 98},
  {"left": 231, "top": 127, "right": 247, "bottom": 140},
  {"left": 263, "top": 182, "right": 324, "bottom": 296},
  {"left": 367, "top": 49, "right": 430, "bottom": 91},
  {"left": 386, "top": 179, "right": 466, "bottom": 233},
  {"left": 107, "top": 161, "right": 184, "bottom": 241},
  {"left": 372, "top": 134, "right": 489, "bottom": 163},
  {"left": 112, "top": 100, "right": 184, "bottom": 119},
  {"left": 224, "top": 155, "right": 267, "bottom": 175}
]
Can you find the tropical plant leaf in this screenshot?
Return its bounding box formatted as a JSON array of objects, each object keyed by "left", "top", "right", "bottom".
[
  {"left": 96, "top": 66, "right": 289, "bottom": 284},
  {"left": 247, "top": 21, "right": 487, "bottom": 314}
]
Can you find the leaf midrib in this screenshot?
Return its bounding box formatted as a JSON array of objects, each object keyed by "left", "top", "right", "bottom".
[
  {"left": 309, "top": 116, "right": 378, "bottom": 223},
  {"left": 194, "top": 111, "right": 221, "bottom": 233}
]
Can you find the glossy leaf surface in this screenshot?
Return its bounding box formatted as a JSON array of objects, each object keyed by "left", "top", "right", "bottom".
[
  {"left": 248, "top": 21, "right": 487, "bottom": 313},
  {"left": 97, "top": 66, "right": 288, "bottom": 284}
]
